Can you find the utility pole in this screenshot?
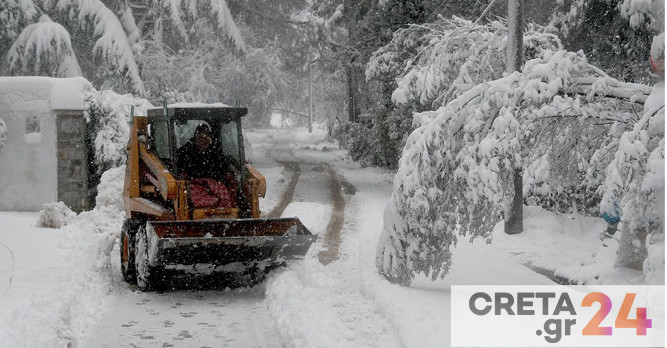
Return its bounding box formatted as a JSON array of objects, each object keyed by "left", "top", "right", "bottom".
[
  {"left": 308, "top": 59, "right": 313, "bottom": 133},
  {"left": 504, "top": 0, "right": 524, "bottom": 235},
  {"left": 346, "top": 66, "right": 355, "bottom": 123}
]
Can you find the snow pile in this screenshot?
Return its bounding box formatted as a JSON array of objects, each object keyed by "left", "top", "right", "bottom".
[
  {"left": 36, "top": 201, "right": 77, "bottom": 228},
  {"left": 95, "top": 165, "right": 126, "bottom": 212},
  {"left": 4, "top": 206, "right": 122, "bottom": 347},
  {"left": 85, "top": 90, "right": 152, "bottom": 173},
  {"left": 266, "top": 261, "right": 356, "bottom": 348},
  {"left": 2, "top": 167, "right": 126, "bottom": 347}
]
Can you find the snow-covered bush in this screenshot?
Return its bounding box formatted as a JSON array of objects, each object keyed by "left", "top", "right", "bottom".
[
  {"left": 601, "top": 81, "right": 664, "bottom": 274},
  {"left": 376, "top": 49, "right": 654, "bottom": 285},
  {"left": 0, "top": 118, "right": 7, "bottom": 150},
  {"left": 85, "top": 90, "right": 152, "bottom": 174},
  {"left": 36, "top": 201, "right": 77, "bottom": 228}
]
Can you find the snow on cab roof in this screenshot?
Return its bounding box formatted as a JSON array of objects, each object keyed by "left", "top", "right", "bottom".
[
  {"left": 167, "top": 102, "right": 231, "bottom": 108},
  {"left": 0, "top": 76, "right": 92, "bottom": 110}
]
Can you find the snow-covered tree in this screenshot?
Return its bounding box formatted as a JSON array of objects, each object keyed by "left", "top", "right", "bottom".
[
  {"left": 1, "top": 0, "right": 249, "bottom": 95},
  {"left": 85, "top": 90, "right": 152, "bottom": 174},
  {"left": 140, "top": 27, "right": 290, "bottom": 126},
  {"left": 376, "top": 48, "right": 653, "bottom": 285},
  {"left": 368, "top": 17, "right": 562, "bottom": 111},
  {"left": 599, "top": 34, "right": 664, "bottom": 277},
  {"left": 358, "top": 17, "right": 561, "bottom": 169},
  {"left": 7, "top": 15, "right": 82, "bottom": 77},
  {"left": 551, "top": 0, "right": 663, "bottom": 83},
  {"left": 0, "top": 0, "right": 39, "bottom": 56}
]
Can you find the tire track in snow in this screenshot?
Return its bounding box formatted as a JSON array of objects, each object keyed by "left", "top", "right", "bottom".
[
  {"left": 264, "top": 149, "right": 345, "bottom": 265},
  {"left": 317, "top": 163, "right": 345, "bottom": 265},
  {"left": 263, "top": 161, "right": 301, "bottom": 219}
]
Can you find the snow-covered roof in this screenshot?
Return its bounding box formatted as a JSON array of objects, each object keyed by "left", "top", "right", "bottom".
[{"left": 0, "top": 76, "right": 93, "bottom": 110}]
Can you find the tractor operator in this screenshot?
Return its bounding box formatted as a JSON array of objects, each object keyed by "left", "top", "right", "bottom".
[
  {"left": 176, "top": 123, "right": 230, "bottom": 179},
  {"left": 176, "top": 123, "right": 237, "bottom": 208}
]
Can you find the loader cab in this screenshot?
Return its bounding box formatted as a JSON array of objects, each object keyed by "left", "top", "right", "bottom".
[{"left": 145, "top": 106, "right": 248, "bottom": 180}]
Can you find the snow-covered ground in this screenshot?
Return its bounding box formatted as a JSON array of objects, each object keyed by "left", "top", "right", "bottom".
[{"left": 0, "top": 125, "right": 656, "bottom": 347}]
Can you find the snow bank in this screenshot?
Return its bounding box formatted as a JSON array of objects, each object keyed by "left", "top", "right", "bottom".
[
  {"left": 266, "top": 261, "right": 355, "bottom": 348},
  {"left": 2, "top": 167, "right": 125, "bottom": 347},
  {"left": 36, "top": 201, "right": 77, "bottom": 228},
  {"left": 95, "top": 165, "right": 126, "bottom": 211}
]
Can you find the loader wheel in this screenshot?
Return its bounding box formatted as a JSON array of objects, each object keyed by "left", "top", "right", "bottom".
[
  {"left": 120, "top": 219, "right": 139, "bottom": 285},
  {"left": 135, "top": 225, "right": 162, "bottom": 291}
]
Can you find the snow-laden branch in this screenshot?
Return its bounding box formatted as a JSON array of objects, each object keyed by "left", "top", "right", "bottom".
[
  {"left": 376, "top": 49, "right": 659, "bottom": 285},
  {"left": 367, "top": 17, "right": 562, "bottom": 109},
  {"left": 154, "top": 0, "right": 245, "bottom": 52},
  {"left": 68, "top": 0, "right": 145, "bottom": 94},
  {"left": 8, "top": 15, "right": 82, "bottom": 77}
]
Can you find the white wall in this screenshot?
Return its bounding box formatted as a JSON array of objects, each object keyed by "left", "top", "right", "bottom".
[{"left": 0, "top": 77, "right": 90, "bottom": 211}]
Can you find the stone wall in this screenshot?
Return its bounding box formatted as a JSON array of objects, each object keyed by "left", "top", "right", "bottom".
[{"left": 56, "top": 111, "right": 90, "bottom": 212}]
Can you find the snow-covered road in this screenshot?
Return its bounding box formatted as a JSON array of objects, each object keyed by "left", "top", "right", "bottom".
[
  {"left": 1, "top": 126, "right": 646, "bottom": 348},
  {"left": 82, "top": 283, "right": 279, "bottom": 348},
  {"left": 79, "top": 130, "right": 339, "bottom": 347}
]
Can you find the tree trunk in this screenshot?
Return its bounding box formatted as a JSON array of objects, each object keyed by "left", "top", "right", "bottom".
[
  {"left": 308, "top": 60, "right": 313, "bottom": 133},
  {"left": 506, "top": 0, "right": 524, "bottom": 72},
  {"left": 346, "top": 65, "right": 356, "bottom": 123},
  {"left": 504, "top": 0, "right": 524, "bottom": 235},
  {"left": 504, "top": 168, "right": 524, "bottom": 235}
]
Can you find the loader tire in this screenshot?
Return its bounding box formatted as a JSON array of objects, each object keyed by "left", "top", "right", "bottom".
[
  {"left": 120, "top": 219, "right": 139, "bottom": 285},
  {"left": 135, "top": 225, "right": 163, "bottom": 291}
]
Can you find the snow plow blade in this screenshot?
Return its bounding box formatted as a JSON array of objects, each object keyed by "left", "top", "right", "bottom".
[{"left": 144, "top": 218, "right": 316, "bottom": 269}]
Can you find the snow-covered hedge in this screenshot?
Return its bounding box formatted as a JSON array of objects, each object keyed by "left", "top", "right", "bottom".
[
  {"left": 85, "top": 90, "right": 152, "bottom": 174},
  {"left": 376, "top": 49, "right": 660, "bottom": 285}
]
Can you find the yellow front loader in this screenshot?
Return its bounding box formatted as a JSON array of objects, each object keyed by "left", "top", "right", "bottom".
[{"left": 120, "top": 106, "right": 315, "bottom": 291}]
